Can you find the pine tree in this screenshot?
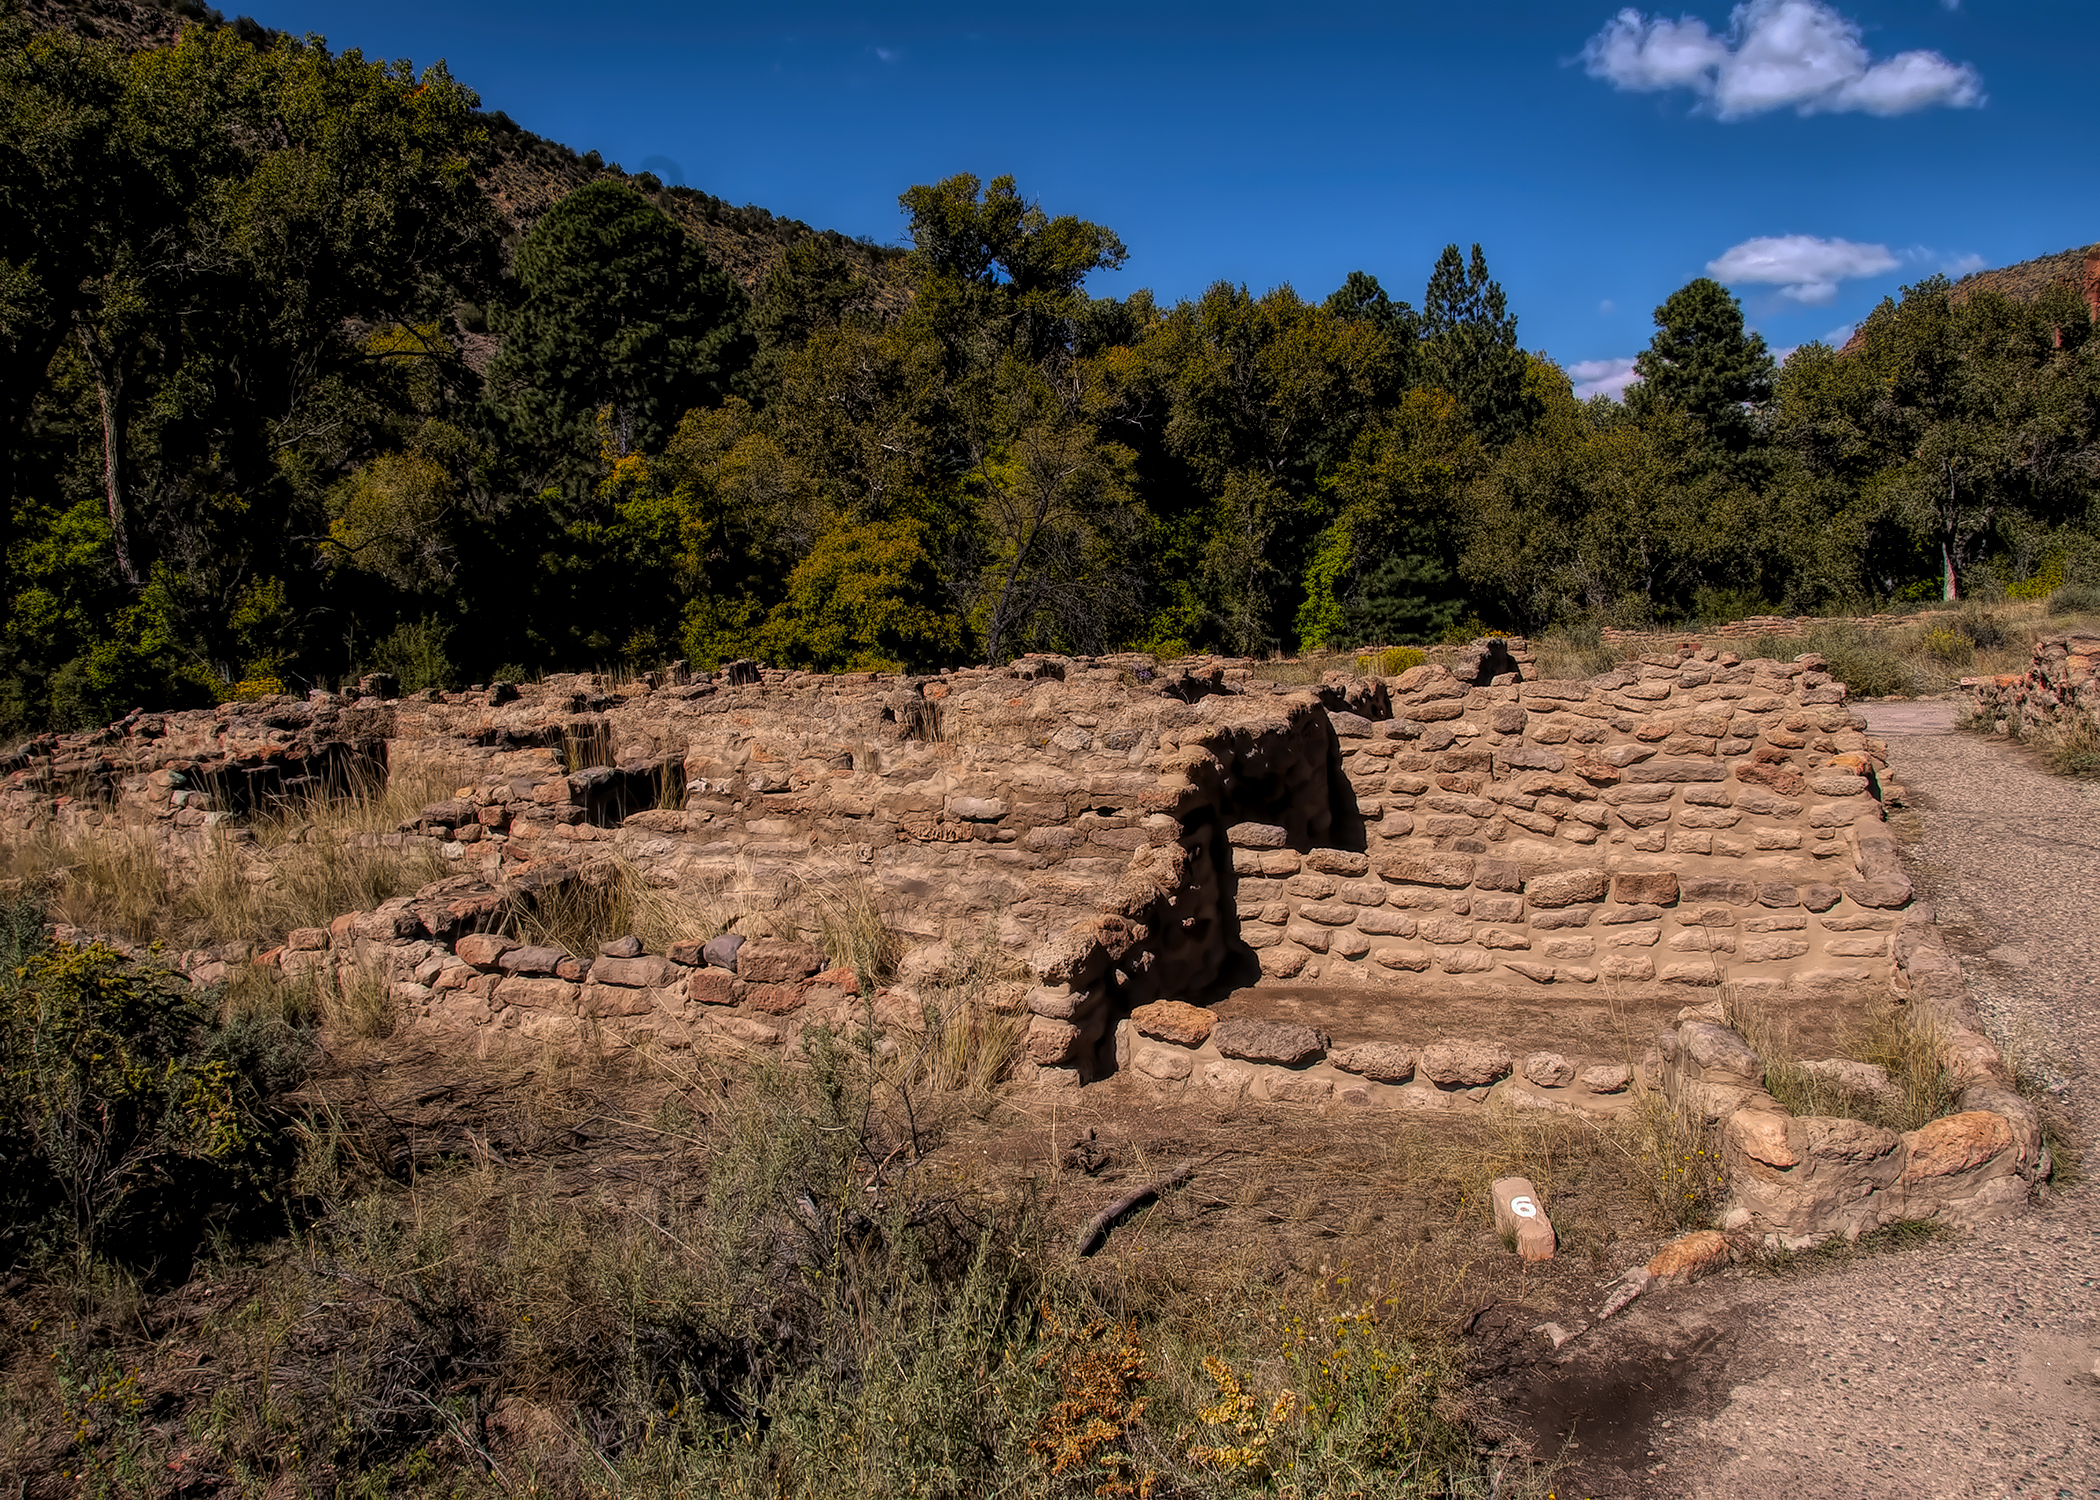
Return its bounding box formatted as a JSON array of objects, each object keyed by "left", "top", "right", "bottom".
[{"left": 1632, "top": 278, "right": 1773, "bottom": 448}]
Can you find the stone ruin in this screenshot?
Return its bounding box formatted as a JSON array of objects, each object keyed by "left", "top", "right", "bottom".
[
  {"left": 1966, "top": 628, "right": 2100, "bottom": 740},
  {"left": 0, "top": 638, "right": 2048, "bottom": 1246}
]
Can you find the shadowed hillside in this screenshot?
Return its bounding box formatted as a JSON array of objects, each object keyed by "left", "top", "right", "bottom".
[{"left": 21, "top": 0, "right": 908, "bottom": 297}]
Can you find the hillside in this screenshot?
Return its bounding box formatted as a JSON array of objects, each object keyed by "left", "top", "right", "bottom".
[
  {"left": 20, "top": 0, "right": 907, "bottom": 297},
  {"left": 1841, "top": 239, "right": 2099, "bottom": 352}
]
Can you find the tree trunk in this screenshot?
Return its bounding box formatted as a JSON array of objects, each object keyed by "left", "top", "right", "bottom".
[{"left": 78, "top": 328, "right": 143, "bottom": 588}]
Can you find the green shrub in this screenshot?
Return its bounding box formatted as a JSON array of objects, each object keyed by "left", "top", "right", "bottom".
[
  {"left": 1954, "top": 606, "right": 2008, "bottom": 649},
  {"left": 2047, "top": 583, "right": 2100, "bottom": 617},
  {"left": 1920, "top": 627, "right": 1973, "bottom": 666},
  {"left": 0, "top": 905, "right": 306, "bottom": 1265},
  {"left": 1355, "top": 646, "right": 1427, "bottom": 676}
]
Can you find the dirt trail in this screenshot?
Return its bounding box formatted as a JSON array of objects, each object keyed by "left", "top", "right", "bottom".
[{"left": 1487, "top": 697, "right": 2100, "bottom": 1500}]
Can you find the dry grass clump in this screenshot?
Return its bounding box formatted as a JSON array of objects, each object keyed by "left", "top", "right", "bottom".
[
  {"left": 0, "top": 767, "right": 457, "bottom": 951},
  {"left": 1726, "top": 994, "right": 1955, "bottom": 1134}
]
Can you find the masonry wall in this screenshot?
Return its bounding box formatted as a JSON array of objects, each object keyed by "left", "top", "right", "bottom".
[{"left": 1, "top": 639, "right": 1904, "bottom": 1083}]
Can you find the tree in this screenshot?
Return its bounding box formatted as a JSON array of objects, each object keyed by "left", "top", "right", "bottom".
[
  {"left": 486, "top": 180, "right": 749, "bottom": 490},
  {"left": 897, "top": 173, "right": 1126, "bottom": 366},
  {"left": 1632, "top": 278, "right": 1773, "bottom": 448},
  {"left": 1418, "top": 244, "right": 1532, "bottom": 447}
]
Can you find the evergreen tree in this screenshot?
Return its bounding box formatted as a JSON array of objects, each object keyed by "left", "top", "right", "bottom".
[
  {"left": 1418, "top": 245, "right": 1531, "bottom": 447},
  {"left": 486, "top": 181, "right": 750, "bottom": 491},
  {"left": 1633, "top": 277, "right": 1774, "bottom": 448}
]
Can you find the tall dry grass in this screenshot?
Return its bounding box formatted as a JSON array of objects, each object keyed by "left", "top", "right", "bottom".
[{"left": 0, "top": 765, "right": 458, "bottom": 950}]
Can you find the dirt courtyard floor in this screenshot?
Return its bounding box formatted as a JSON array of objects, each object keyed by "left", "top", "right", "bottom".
[{"left": 1477, "top": 696, "right": 2100, "bottom": 1499}]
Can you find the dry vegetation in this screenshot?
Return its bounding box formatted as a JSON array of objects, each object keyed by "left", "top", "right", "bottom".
[{"left": 0, "top": 764, "right": 463, "bottom": 951}]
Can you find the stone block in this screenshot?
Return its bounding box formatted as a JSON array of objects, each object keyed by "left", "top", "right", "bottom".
[
  {"left": 590, "top": 954, "right": 674, "bottom": 988},
  {"left": 1213, "top": 1017, "right": 1328, "bottom": 1066},
  {"left": 1329, "top": 929, "right": 1371, "bottom": 959},
  {"left": 1504, "top": 959, "right": 1555, "bottom": 983},
  {"left": 1420, "top": 1039, "right": 1513, "bottom": 1086},
  {"left": 1357, "top": 908, "right": 1416, "bottom": 936},
  {"left": 1304, "top": 848, "right": 1371, "bottom": 876},
  {"left": 1679, "top": 1019, "right": 1761, "bottom": 1080},
  {"left": 1380, "top": 852, "right": 1476, "bottom": 887},
  {"left": 1529, "top": 868, "right": 1606, "bottom": 908},
  {"left": 1284, "top": 921, "right": 1332, "bottom": 953},
  {"left": 1478, "top": 928, "right": 1532, "bottom": 950},
  {"left": 1297, "top": 901, "right": 1357, "bottom": 926},
  {"left": 1681, "top": 877, "right": 1756, "bottom": 906},
  {"left": 1130, "top": 999, "right": 1214, "bottom": 1046},
  {"left": 1258, "top": 944, "right": 1311, "bottom": 979},
  {"left": 1332, "top": 1042, "right": 1416, "bottom": 1082},
  {"left": 1491, "top": 1177, "right": 1555, "bottom": 1261},
  {"left": 1600, "top": 954, "right": 1654, "bottom": 981},
  {"left": 1372, "top": 946, "right": 1430, "bottom": 971},
  {"left": 687, "top": 969, "right": 742, "bottom": 1005},
  {"left": 1026, "top": 1016, "right": 1084, "bottom": 1065},
  {"left": 1612, "top": 872, "right": 1680, "bottom": 906},
  {"left": 1134, "top": 1045, "right": 1194, "bottom": 1081},
  {"left": 1579, "top": 1063, "right": 1631, "bottom": 1094},
  {"left": 1227, "top": 822, "right": 1288, "bottom": 849},
  {"left": 738, "top": 940, "right": 826, "bottom": 985},
  {"left": 1473, "top": 858, "right": 1523, "bottom": 892},
  {"left": 1523, "top": 1051, "right": 1575, "bottom": 1086},
  {"left": 493, "top": 975, "right": 580, "bottom": 1011},
  {"left": 1259, "top": 1072, "right": 1334, "bottom": 1105}
]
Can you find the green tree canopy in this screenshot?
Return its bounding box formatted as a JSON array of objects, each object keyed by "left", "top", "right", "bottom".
[
  {"left": 1632, "top": 277, "right": 1774, "bottom": 448},
  {"left": 486, "top": 180, "right": 750, "bottom": 490}
]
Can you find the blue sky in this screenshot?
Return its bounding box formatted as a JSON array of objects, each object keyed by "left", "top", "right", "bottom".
[{"left": 258, "top": 0, "right": 2094, "bottom": 397}]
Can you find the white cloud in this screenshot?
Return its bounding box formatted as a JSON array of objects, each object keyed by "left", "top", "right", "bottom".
[
  {"left": 1707, "top": 233, "right": 1899, "bottom": 304},
  {"left": 1567, "top": 356, "right": 1641, "bottom": 401},
  {"left": 1599, "top": 298, "right": 1617, "bottom": 315},
  {"left": 1937, "top": 252, "right": 1985, "bottom": 277},
  {"left": 1582, "top": 0, "right": 1983, "bottom": 119},
  {"left": 1821, "top": 323, "right": 1857, "bottom": 346},
  {"left": 873, "top": 45, "right": 902, "bottom": 62}
]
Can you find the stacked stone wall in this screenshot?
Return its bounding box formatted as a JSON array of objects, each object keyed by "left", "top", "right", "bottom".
[{"left": 1964, "top": 630, "right": 2100, "bottom": 739}]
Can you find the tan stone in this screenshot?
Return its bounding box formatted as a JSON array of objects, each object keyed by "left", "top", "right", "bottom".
[
  {"left": 1902, "top": 1111, "right": 2015, "bottom": 1180},
  {"left": 1645, "top": 1229, "right": 1734, "bottom": 1283},
  {"left": 1420, "top": 1039, "right": 1513, "bottom": 1086},
  {"left": 1727, "top": 1109, "right": 1799, "bottom": 1167},
  {"left": 1331, "top": 1042, "right": 1416, "bottom": 1082},
  {"left": 1130, "top": 999, "right": 1215, "bottom": 1046},
  {"left": 1491, "top": 1177, "right": 1555, "bottom": 1261},
  {"left": 1214, "top": 1017, "right": 1328, "bottom": 1066},
  {"left": 1528, "top": 868, "right": 1607, "bottom": 907},
  {"left": 1612, "top": 871, "right": 1680, "bottom": 905}
]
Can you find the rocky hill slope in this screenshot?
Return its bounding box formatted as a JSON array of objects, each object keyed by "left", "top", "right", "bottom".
[{"left": 22, "top": 0, "right": 906, "bottom": 297}]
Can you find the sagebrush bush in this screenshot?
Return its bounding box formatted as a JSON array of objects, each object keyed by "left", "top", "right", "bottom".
[{"left": 2047, "top": 582, "right": 2100, "bottom": 617}]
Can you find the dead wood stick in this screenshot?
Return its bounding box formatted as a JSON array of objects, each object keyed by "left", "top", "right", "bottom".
[{"left": 1076, "top": 1162, "right": 1195, "bottom": 1257}]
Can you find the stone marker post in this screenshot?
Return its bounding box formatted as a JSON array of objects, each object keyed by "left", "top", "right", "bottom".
[{"left": 1491, "top": 1177, "right": 1556, "bottom": 1261}]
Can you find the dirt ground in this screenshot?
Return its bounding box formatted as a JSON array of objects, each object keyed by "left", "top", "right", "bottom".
[{"left": 1456, "top": 697, "right": 2100, "bottom": 1499}]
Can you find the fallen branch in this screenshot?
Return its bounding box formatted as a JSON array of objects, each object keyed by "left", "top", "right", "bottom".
[{"left": 1075, "top": 1161, "right": 1194, "bottom": 1257}]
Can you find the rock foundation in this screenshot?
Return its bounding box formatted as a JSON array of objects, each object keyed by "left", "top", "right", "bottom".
[{"left": 4, "top": 638, "right": 2043, "bottom": 1241}]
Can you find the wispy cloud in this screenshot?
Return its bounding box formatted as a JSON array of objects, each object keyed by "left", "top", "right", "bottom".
[
  {"left": 872, "top": 45, "right": 902, "bottom": 62},
  {"left": 1582, "top": 0, "right": 1983, "bottom": 119},
  {"left": 1707, "top": 233, "right": 1899, "bottom": 305},
  {"left": 1567, "top": 356, "right": 1641, "bottom": 401}
]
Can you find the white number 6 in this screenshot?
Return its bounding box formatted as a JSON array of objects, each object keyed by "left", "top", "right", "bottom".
[{"left": 1511, "top": 1196, "right": 1538, "bottom": 1219}]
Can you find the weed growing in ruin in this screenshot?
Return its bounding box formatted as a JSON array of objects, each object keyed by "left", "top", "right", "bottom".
[
  {"left": 1607, "top": 1090, "right": 1728, "bottom": 1233},
  {"left": 2035, "top": 715, "right": 2100, "bottom": 779},
  {"left": 1728, "top": 995, "right": 1955, "bottom": 1134}
]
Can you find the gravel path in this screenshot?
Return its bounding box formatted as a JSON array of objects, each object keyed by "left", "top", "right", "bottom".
[{"left": 1537, "top": 699, "right": 2100, "bottom": 1499}]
